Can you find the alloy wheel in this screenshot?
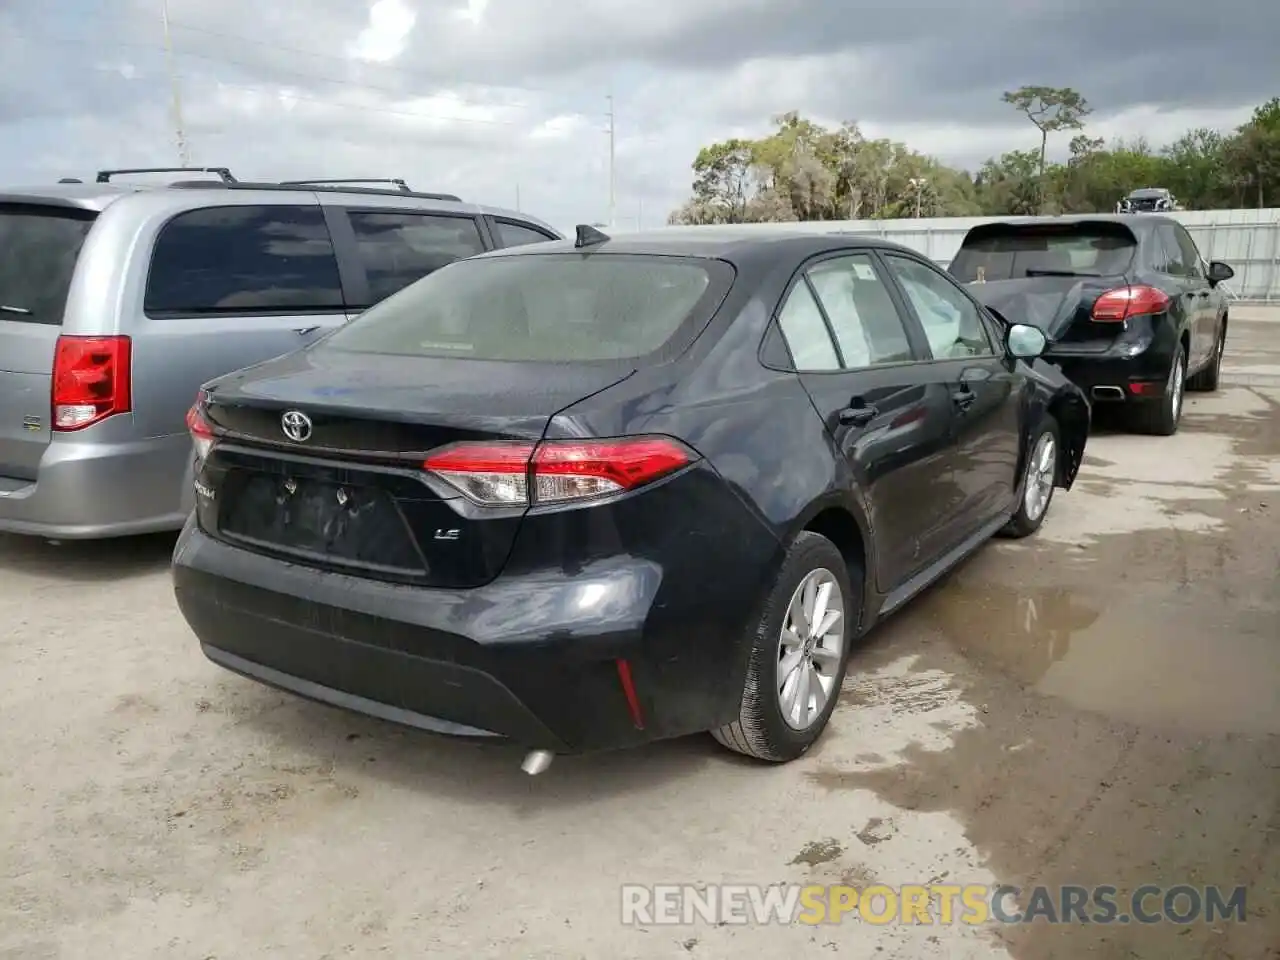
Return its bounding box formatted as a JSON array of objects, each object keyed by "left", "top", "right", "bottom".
[
  {"left": 1023, "top": 432, "right": 1057, "bottom": 522},
  {"left": 777, "top": 568, "right": 846, "bottom": 731}
]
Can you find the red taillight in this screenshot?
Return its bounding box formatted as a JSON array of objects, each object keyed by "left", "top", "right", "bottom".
[
  {"left": 51, "top": 335, "right": 132, "bottom": 431},
  {"left": 185, "top": 398, "right": 215, "bottom": 460},
  {"left": 422, "top": 436, "right": 695, "bottom": 506},
  {"left": 1091, "top": 285, "right": 1170, "bottom": 322}
]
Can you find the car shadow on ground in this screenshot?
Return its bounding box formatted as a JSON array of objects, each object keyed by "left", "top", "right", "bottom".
[
  {"left": 0, "top": 531, "right": 177, "bottom": 582},
  {"left": 229, "top": 683, "right": 737, "bottom": 808}
]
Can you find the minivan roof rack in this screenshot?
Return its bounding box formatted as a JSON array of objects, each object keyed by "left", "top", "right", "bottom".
[
  {"left": 279, "top": 178, "right": 412, "bottom": 193},
  {"left": 97, "top": 167, "right": 237, "bottom": 184},
  {"left": 166, "top": 180, "right": 463, "bottom": 202}
]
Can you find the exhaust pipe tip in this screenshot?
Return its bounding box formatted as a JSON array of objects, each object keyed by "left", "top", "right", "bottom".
[
  {"left": 1091, "top": 385, "right": 1126, "bottom": 401},
  {"left": 521, "top": 750, "right": 554, "bottom": 775}
]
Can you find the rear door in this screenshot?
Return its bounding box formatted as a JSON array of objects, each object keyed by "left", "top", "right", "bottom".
[
  {"left": 882, "top": 252, "right": 1023, "bottom": 544},
  {"left": 0, "top": 203, "right": 97, "bottom": 480},
  {"left": 333, "top": 208, "right": 488, "bottom": 313},
  {"left": 131, "top": 202, "right": 350, "bottom": 441},
  {"left": 1151, "top": 223, "right": 1206, "bottom": 366},
  {"left": 1170, "top": 223, "right": 1218, "bottom": 369},
  {"left": 775, "top": 250, "right": 954, "bottom": 591}
]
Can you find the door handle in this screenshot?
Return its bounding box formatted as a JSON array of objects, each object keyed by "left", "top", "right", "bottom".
[
  {"left": 951, "top": 387, "right": 975, "bottom": 411},
  {"left": 293, "top": 325, "right": 321, "bottom": 335},
  {"left": 838, "top": 404, "right": 878, "bottom": 426}
]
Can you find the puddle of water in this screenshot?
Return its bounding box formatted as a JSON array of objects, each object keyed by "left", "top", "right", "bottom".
[{"left": 916, "top": 581, "right": 1280, "bottom": 736}]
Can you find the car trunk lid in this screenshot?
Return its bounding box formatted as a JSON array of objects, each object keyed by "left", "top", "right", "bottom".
[
  {"left": 966, "top": 274, "right": 1134, "bottom": 353},
  {"left": 199, "top": 346, "right": 636, "bottom": 587},
  {"left": 0, "top": 203, "right": 97, "bottom": 480}
]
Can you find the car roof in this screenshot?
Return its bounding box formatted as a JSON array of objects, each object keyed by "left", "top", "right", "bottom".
[
  {"left": 964, "top": 213, "right": 1176, "bottom": 235},
  {"left": 468, "top": 224, "right": 922, "bottom": 265},
  {"left": 1127, "top": 187, "right": 1171, "bottom": 198},
  {"left": 0, "top": 180, "right": 554, "bottom": 233}
]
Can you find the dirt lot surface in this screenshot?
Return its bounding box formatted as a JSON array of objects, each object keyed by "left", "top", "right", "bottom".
[{"left": 3, "top": 313, "right": 1279, "bottom": 960}]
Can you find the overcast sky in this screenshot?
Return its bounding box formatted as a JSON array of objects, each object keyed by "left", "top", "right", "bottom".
[{"left": 2, "top": 0, "right": 1276, "bottom": 230}]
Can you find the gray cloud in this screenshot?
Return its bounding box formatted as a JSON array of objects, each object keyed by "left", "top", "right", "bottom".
[{"left": 2, "top": 0, "right": 1275, "bottom": 225}]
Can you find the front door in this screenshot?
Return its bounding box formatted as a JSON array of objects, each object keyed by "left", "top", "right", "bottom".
[
  {"left": 775, "top": 251, "right": 957, "bottom": 591},
  {"left": 880, "top": 252, "right": 1024, "bottom": 545}
]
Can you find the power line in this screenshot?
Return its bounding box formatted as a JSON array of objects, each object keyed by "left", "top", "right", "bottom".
[{"left": 606, "top": 94, "right": 616, "bottom": 228}]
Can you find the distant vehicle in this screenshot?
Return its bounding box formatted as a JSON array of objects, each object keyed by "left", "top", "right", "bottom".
[
  {"left": 949, "top": 215, "right": 1233, "bottom": 436},
  {"left": 0, "top": 167, "right": 561, "bottom": 540},
  {"left": 1117, "top": 187, "right": 1179, "bottom": 213},
  {"left": 173, "top": 225, "right": 1089, "bottom": 771}
]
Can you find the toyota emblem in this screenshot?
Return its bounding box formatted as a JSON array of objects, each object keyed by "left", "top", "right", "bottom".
[{"left": 280, "top": 409, "right": 313, "bottom": 443}]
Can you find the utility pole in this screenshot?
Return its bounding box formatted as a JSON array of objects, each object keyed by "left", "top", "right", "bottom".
[
  {"left": 909, "top": 177, "right": 928, "bottom": 218},
  {"left": 515, "top": 182, "right": 521, "bottom": 212},
  {"left": 160, "top": 0, "right": 191, "bottom": 166},
  {"left": 605, "top": 94, "right": 616, "bottom": 228}
]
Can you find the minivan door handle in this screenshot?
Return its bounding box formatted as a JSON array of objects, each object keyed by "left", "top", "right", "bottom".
[
  {"left": 838, "top": 403, "right": 878, "bottom": 427},
  {"left": 293, "top": 325, "right": 321, "bottom": 335}
]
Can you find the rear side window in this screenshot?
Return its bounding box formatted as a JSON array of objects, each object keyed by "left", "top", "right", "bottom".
[
  {"left": 494, "top": 220, "right": 556, "bottom": 248},
  {"left": 321, "top": 253, "right": 731, "bottom": 363},
  {"left": 145, "top": 205, "right": 344, "bottom": 316},
  {"left": 347, "top": 211, "right": 486, "bottom": 306},
  {"left": 1153, "top": 226, "right": 1189, "bottom": 277},
  {"left": 949, "top": 224, "right": 1136, "bottom": 282},
  {"left": 776, "top": 280, "right": 840, "bottom": 371},
  {"left": 0, "top": 204, "right": 96, "bottom": 325}
]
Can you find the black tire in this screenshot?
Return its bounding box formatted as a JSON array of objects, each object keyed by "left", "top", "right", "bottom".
[
  {"left": 712, "top": 531, "right": 858, "bottom": 763},
  {"left": 1129, "top": 344, "right": 1186, "bottom": 436},
  {"left": 1000, "top": 414, "right": 1060, "bottom": 539},
  {"left": 1187, "top": 321, "right": 1225, "bottom": 392}
]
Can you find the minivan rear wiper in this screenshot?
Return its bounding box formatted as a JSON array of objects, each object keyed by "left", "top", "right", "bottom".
[
  {"left": 0, "top": 304, "right": 33, "bottom": 316},
  {"left": 1023, "top": 269, "right": 1102, "bottom": 278}
]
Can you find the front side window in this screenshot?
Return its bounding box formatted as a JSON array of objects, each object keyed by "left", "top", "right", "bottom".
[
  {"left": 145, "top": 204, "right": 344, "bottom": 316},
  {"left": 885, "top": 255, "right": 994, "bottom": 360},
  {"left": 805, "top": 255, "right": 914, "bottom": 367},
  {"left": 347, "top": 211, "right": 487, "bottom": 306},
  {"left": 321, "top": 252, "right": 727, "bottom": 363}
]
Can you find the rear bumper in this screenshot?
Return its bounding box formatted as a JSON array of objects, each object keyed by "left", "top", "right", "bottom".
[
  {"left": 172, "top": 517, "right": 769, "bottom": 753},
  {"left": 0, "top": 432, "right": 192, "bottom": 538},
  {"left": 1046, "top": 340, "right": 1174, "bottom": 403}
]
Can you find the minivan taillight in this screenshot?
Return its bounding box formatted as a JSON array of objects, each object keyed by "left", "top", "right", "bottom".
[
  {"left": 1092, "top": 285, "right": 1170, "bottom": 322},
  {"left": 51, "top": 335, "right": 132, "bottom": 431},
  {"left": 423, "top": 436, "right": 697, "bottom": 506}
]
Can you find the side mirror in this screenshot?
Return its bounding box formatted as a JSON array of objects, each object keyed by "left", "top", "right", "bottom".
[
  {"left": 1207, "top": 261, "right": 1234, "bottom": 285},
  {"left": 1007, "top": 323, "right": 1048, "bottom": 360}
]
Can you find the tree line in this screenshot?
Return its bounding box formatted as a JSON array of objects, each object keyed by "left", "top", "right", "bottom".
[{"left": 668, "top": 86, "right": 1280, "bottom": 224}]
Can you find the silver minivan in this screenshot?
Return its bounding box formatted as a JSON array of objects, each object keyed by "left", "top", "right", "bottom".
[{"left": 0, "top": 169, "right": 561, "bottom": 539}]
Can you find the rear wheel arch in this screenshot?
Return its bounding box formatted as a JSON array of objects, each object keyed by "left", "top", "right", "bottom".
[{"left": 802, "top": 505, "right": 867, "bottom": 589}]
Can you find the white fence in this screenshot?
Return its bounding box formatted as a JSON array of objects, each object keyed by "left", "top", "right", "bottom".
[{"left": 658, "top": 209, "right": 1280, "bottom": 301}]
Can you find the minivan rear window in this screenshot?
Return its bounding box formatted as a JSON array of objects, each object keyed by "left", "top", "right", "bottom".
[
  {"left": 321, "top": 253, "right": 733, "bottom": 363},
  {"left": 0, "top": 204, "right": 97, "bottom": 325},
  {"left": 949, "top": 223, "right": 1137, "bottom": 282}
]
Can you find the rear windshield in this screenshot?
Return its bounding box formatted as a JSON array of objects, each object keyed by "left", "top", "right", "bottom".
[
  {"left": 949, "top": 224, "right": 1136, "bottom": 283},
  {"left": 0, "top": 204, "right": 97, "bottom": 325},
  {"left": 321, "top": 252, "right": 733, "bottom": 363}
]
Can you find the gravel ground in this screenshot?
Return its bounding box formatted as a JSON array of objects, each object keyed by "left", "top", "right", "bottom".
[{"left": 3, "top": 311, "right": 1279, "bottom": 960}]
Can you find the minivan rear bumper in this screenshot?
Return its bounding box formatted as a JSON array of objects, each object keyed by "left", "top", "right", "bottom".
[
  {"left": 172, "top": 516, "right": 771, "bottom": 754},
  {"left": 0, "top": 433, "right": 191, "bottom": 538}
]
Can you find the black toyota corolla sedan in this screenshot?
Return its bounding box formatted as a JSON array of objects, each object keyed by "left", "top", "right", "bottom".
[{"left": 173, "top": 226, "right": 1089, "bottom": 770}]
